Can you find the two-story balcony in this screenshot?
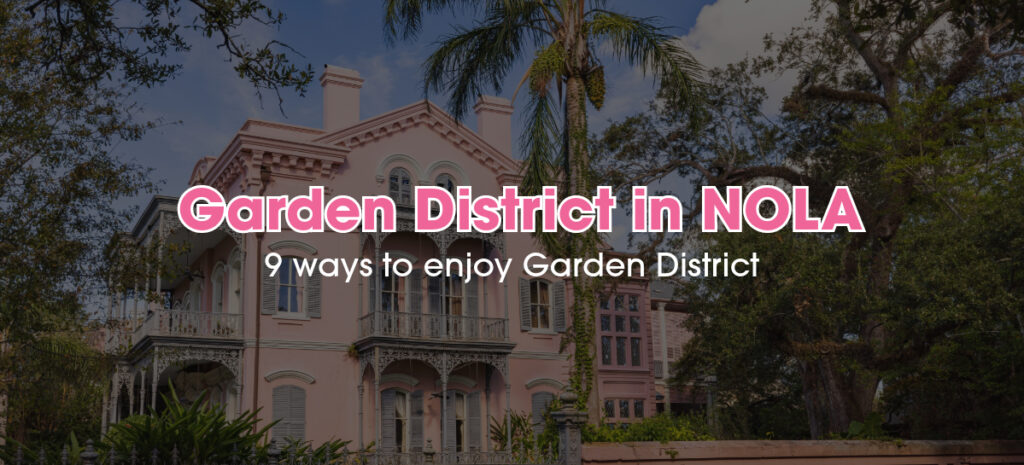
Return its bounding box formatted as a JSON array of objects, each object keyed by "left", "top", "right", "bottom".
[
  {"left": 357, "top": 312, "right": 506, "bottom": 342},
  {"left": 106, "top": 308, "right": 243, "bottom": 354}
]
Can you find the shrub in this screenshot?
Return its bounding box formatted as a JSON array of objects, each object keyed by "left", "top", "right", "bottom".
[{"left": 582, "top": 414, "right": 714, "bottom": 443}]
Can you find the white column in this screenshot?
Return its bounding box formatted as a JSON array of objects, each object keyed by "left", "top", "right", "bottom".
[{"left": 658, "top": 302, "right": 669, "bottom": 380}]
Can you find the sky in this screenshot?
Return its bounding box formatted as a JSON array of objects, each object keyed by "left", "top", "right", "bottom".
[{"left": 118, "top": 0, "right": 819, "bottom": 247}]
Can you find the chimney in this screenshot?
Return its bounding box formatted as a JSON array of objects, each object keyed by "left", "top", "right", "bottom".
[
  {"left": 474, "top": 95, "right": 513, "bottom": 155},
  {"left": 320, "top": 65, "right": 364, "bottom": 130}
]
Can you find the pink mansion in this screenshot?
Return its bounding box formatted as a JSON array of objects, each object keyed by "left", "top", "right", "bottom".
[{"left": 103, "top": 66, "right": 699, "bottom": 454}]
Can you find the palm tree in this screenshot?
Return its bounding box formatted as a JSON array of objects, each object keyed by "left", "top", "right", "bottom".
[{"left": 383, "top": 0, "right": 702, "bottom": 410}]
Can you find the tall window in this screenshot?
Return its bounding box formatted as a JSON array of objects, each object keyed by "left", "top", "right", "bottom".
[
  {"left": 381, "top": 271, "right": 405, "bottom": 312},
  {"left": 389, "top": 168, "right": 412, "bottom": 205},
  {"left": 394, "top": 391, "right": 409, "bottom": 452},
  {"left": 277, "top": 257, "right": 302, "bottom": 313},
  {"left": 212, "top": 265, "right": 225, "bottom": 313},
  {"left": 272, "top": 385, "right": 306, "bottom": 441},
  {"left": 599, "top": 293, "right": 643, "bottom": 367},
  {"left": 453, "top": 391, "right": 467, "bottom": 452},
  {"left": 530, "top": 280, "right": 551, "bottom": 330},
  {"left": 435, "top": 173, "right": 455, "bottom": 193},
  {"left": 444, "top": 275, "right": 463, "bottom": 315}
]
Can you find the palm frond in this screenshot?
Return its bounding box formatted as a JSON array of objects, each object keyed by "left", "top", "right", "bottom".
[
  {"left": 382, "top": 0, "right": 481, "bottom": 45},
  {"left": 588, "top": 11, "right": 704, "bottom": 107},
  {"left": 422, "top": 1, "right": 549, "bottom": 120},
  {"left": 519, "top": 89, "right": 561, "bottom": 196}
]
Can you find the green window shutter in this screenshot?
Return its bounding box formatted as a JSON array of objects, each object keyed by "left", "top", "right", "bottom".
[
  {"left": 306, "top": 271, "right": 322, "bottom": 318},
  {"left": 553, "top": 281, "right": 566, "bottom": 332},
  {"left": 467, "top": 391, "right": 481, "bottom": 451},
  {"left": 381, "top": 389, "right": 396, "bottom": 451},
  {"left": 262, "top": 262, "right": 277, "bottom": 315},
  {"left": 410, "top": 390, "right": 424, "bottom": 451},
  {"left": 519, "top": 278, "right": 531, "bottom": 331},
  {"left": 409, "top": 269, "right": 423, "bottom": 313}
]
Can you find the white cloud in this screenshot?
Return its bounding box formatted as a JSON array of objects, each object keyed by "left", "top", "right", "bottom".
[{"left": 678, "top": 0, "right": 820, "bottom": 113}]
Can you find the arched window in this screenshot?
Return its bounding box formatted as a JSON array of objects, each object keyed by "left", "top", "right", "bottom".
[
  {"left": 228, "top": 250, "right": 242, "bottom": 314},
  {"left": 435, "top": 173, "right": 456, "bottom": 193},
  {"left": 389, "top": 168, "right": 412, "bottom": 205},
  {"left": 272, "top": 385, "right": 306, "bottom": 441},
  {"left": 211, "top": 264, "right": 226, "bottom": 314},
  {"left": 277, "top": 256, "right": 303, "bottom": 313}
]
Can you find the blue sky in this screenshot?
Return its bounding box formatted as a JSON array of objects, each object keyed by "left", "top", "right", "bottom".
[
  {"left": 118, "top": 0, "right": 818, "bottom": 250},
  {"left": 120, "top": 1, "right": 711, "bottom": 198}
]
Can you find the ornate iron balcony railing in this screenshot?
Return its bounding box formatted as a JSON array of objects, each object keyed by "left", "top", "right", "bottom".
[{"left": 357, "top": 311, "right": 506, "bottom": 342}]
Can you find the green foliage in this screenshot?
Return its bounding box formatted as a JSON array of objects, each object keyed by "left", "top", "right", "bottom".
[
  {"left": 103, "top": 388, "right": 272, "bottom": 462},
  {"left": 0, "top": 333, "right": 112, "bottom": 447},
  {"left": 582, "top": 414, "right": 713, "bottom": 443},
  {"left": 836, "top": 412, "right": 889, "bottom": 440},
  {"left": 489, "top": 411, "right": 557, "bottom": 464},
  {"left": 595, "top": 0, "right": 1024, "bottom": 439}
]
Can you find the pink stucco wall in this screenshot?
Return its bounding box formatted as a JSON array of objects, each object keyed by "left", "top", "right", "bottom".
[{"left": 148, "top": 65, "right": 658, "bottom": 447}]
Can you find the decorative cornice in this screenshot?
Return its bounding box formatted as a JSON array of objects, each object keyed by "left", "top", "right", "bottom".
[
  {"left": 264, "top": 369, "right": 316, "bottom": 384},
  {"left": 313, "top": 101, "right": 520, "bottom": 177},
  {"left": 525, "top": 377, "right": 566, "bottom": 390},
  {"left": 381, "top": 373, "right": 420, "bottom": 387},
  {"left": 269, "top": 240, "right": 318, "bottom": 255}
]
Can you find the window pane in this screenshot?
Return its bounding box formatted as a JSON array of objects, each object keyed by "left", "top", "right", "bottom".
[
  {"left": 538, "top": 282, "right": 549, "bottom": 304},
  {"left": 531, "top": 305, "right": 539, "bottom": 328},
  {"left": 599, "top": 295, "right": 610, "bottom": 310},
  {"left": 615, "top": 315, "right": 625, "bottom": 332},
  {"left": 278, "top": 287, "right": 289, "bottom": 312},
  {"left": 630, "top": 316, "right": 640, "bottom": 333},
  {"left": 631, "top": 338, "right": 642, "bottom": 366},
  {"left": 539, "top": 306, "right": 549, "bottom": 329},
  {"left": 601, "top": 336, "right": 612, "bottom": 365},
  {"left": 619, "top": 400, "right": 629, "bottom": 418},
  {"left": 604, "top": 400, "right": 615, "bottom": 418},
  {"left": 634, "top": 400, "right": 644, "bottom": 418},
  {"left": 530, "top": 281, "right": 539, "bottom": 303},
  {"left": 600, "top": 315, "right": 610, "bottom": 332},
  {"left": 616, "top": 337, "right": 626, "bottom": 365},
  {"left": 629, "top": 295, "right": 638, "bottom": 312},
  {"left": 614, "top": 295, "right": 624, "bottom": 311},
  {"left": 289, "top": 287, "right": 299, "bottom": 313}
]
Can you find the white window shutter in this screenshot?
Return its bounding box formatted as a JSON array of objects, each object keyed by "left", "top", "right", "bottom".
[
  {"left": 519, "top": 278, "right": 531, "bottom": 331},
  {"left": 467, "top": 391, "right": 481, "bottom": 451},
  {"left": 381, "top": 389, "right": 396, "bottom": 451},
  {"left": 530, "top": 392, "right": 554, "bottom": 436},
  {"left": 410, "top": 390, "right": 424, "bottom": 451},
  {"left": 262, "top": 263, "right": 277, "bottom": 315},
  {"left": 553, "top": 281, "right": 566, "bottom": 332},
  {"left": 306, "top": 272, "right": 322, "bottom": 318}
]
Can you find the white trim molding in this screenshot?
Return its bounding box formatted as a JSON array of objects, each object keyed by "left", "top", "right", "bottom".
[
  {"left": 269, "top": 240, "right": 318, "bottom": 255},
  {"left": 381, "top": 373, "right": 420, "bottom": 387},
  {"left": 264, "top": 369, "right": 316, "bottom": 384},
  {"left": 525, "top": 377, "right": 565, "bottom": 390},
  {"left": 375, "top": 153, "right": 424, "bottom": 184}
]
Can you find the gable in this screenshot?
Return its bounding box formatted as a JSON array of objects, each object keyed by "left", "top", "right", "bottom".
[{"left": 314, "top": 100, "right": 521, "bottom": 178}]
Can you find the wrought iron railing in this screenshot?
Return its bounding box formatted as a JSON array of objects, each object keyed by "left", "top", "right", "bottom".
[
  {"left": 133, "top": 309, "right": 242, "bottom": 343},
  {"left": 357, "top": 312, "right": 506, "bottom": 342}
]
